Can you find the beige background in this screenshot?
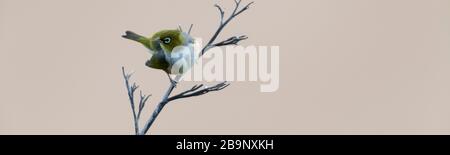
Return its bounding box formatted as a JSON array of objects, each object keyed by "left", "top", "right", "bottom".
[{"left": 1, "top": 0, "right": 450, "bottom": 135}]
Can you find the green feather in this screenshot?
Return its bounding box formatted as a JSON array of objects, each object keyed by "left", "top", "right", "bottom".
[
  {"left": 152, "top": 29, "right": 191, "bottom": 53},
  {"left": 122, "top": 31, "right": 154, "bottom": 51},
  {"left": 145, "top": 52, "right": 170, "bottom": 73}
]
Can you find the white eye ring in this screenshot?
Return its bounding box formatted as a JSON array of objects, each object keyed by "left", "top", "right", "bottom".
[{"left": 162, "top": 37, "right": 171, "bottom": 44}]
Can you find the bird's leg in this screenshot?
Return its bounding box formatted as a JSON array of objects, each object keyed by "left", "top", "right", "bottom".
[{"left": 166, "top": 73, "right": 178, "bottom": 86}]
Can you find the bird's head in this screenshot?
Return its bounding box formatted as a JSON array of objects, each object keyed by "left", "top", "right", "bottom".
[{"left": 151, "top": 29, "right": 193, "bottom": 53}]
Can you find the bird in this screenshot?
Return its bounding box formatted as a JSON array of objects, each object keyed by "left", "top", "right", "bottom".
[{"left": 122, "top": 29, "right": 196, "bottom": 84}]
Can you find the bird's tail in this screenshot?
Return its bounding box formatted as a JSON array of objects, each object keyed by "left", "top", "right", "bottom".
[{"left": 122, "top": 31, "right": 145, "bottom": 42}]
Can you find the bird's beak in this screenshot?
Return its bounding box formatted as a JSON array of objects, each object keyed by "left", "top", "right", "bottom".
[
  {"left": 153, "top": 37, "right": 161, "bottom": 43},
  {"left": 153, "top": 37, "right": 161, "bottom": 44}
]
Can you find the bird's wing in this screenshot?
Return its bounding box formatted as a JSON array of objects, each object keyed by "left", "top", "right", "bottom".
[{"left": 145, "top": 51, "right": 170, "bottom": 72}]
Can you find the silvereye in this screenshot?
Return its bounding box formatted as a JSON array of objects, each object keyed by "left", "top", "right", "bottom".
[{"left": 122, "top": 29, "right": 195, "bottom": 83}]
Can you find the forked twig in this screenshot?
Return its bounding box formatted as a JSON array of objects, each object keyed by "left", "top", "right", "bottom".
[
  {"left": 201, "top": 0, "right": 254, "bottom": 55},
  {"left": 122, "top": 67, "right": 151, "bottom": 135},
  {"left": 168, "top": 82, "right": 230, "bottom": 102}
]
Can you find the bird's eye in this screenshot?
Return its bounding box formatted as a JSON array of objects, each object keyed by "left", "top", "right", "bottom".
[{"left": 162, "top": 37, "right": 171, "bottom": 44}]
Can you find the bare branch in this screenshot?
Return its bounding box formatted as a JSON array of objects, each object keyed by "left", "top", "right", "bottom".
[
  {"left": 168, "top": 82, "right": 230, "bottom": 102},
  {"left": 233, "top": 1, "right": 254, "bottom": 18},
  {"left": 214, "top": 4, "right": 225, "bottom": 24},
  {"left": 175, "top": 84, "right": 204, "bottom": 96},
  {"left": 213, "top": 35, "right": 248, "bottom": 47},
  {"left": 188, "top": 24, "right": 194, "bottom": 35},
  {"left": 232, "top": 0, "right": 242, "bottom": 15},
  {"left": 140, "top": 82, "right": 176, "bottom": 135},
  {"left": 121, "top": 67, "right": 139, "bottom": 135},
  {"left": 122, "top": 66, "right": 153, "bottom": 135},
  {"left": 137, "top": 90, "right": 151, "bottom": 120},
  {"left": 201, "top": 1, "right": 254, "bottom": 56},
  {"left": 139, "top": 81, "right": 230, "bottom": 135}
]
